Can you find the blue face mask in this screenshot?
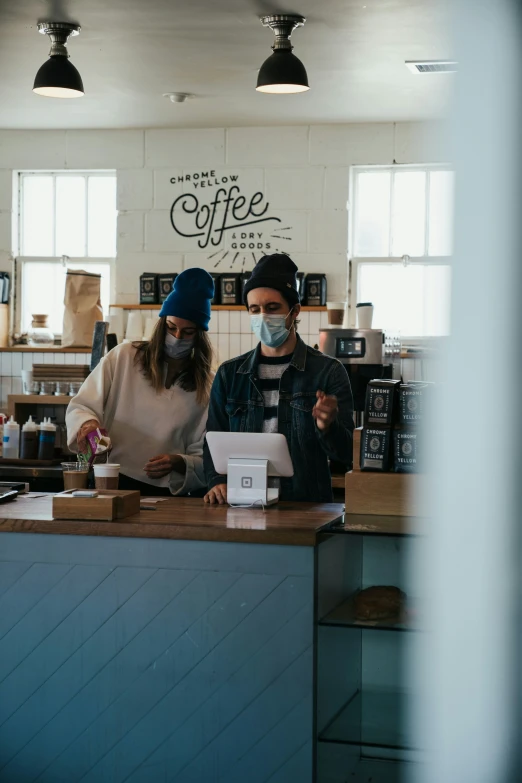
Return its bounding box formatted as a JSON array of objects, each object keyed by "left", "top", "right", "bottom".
[{"left": 250, "top": 312, "right": 293, "bottom": 348}]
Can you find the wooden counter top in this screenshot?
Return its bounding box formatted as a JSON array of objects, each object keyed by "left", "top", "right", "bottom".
[{"left": 0, "top": 494, "right": 344, "bottom": 547}]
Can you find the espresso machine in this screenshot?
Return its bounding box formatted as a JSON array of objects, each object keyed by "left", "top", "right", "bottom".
[{"left": 318, "top": 328, "right": 394, "bottom": 426}]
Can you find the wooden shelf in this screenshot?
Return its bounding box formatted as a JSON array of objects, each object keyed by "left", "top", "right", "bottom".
[
  {"left": 319, "top": 594, "right": 413, "bottom": 632},
  {"left": 110, "top": 304, "right": 328, "bottom": 312},
  {"left": 0, "top": 347, "right": 91, "bottom": 353},
  {"left": 8, "top": 394, "right": 72, "bottom": 407}
]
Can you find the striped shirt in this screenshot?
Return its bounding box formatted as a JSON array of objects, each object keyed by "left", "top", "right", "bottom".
[{"left": 257, "top": 354, "right": 292, "bottom": 433}]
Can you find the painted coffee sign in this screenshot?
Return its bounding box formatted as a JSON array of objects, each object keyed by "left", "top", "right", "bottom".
[{"left": 169, "top": 170, "right": 293, "bottom": 269}]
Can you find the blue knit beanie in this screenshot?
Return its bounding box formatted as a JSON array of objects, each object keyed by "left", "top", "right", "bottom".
[{"left": 159, "top": 268, "right": 214, "bottom": 331}]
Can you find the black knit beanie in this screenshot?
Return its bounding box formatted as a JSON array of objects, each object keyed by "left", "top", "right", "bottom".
[{"left": 242, "top": 254, "right": 300, "bottom": 307}]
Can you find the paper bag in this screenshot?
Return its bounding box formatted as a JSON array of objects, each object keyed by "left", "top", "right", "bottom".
[{"left": 62, "top": 270, "right": 103, "bottom": 347}]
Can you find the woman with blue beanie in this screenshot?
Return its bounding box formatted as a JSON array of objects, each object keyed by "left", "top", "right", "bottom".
[{"left": 66, "top": 268, "right": 214, "bottom": 496}]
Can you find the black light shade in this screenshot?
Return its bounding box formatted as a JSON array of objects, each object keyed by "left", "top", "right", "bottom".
[
  {"left": 33, "top": 55, "right": 84, "bottom": 98},
  {"left": 256, "top": 50, "right": 309, "bottom": 94}
]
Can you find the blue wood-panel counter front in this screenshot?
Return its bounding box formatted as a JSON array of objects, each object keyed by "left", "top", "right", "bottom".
[{"left": 0, "top": 522, "right": 320, "bottom": 783}]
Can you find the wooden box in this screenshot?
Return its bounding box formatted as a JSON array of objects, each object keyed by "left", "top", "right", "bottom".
[
  {"left": 53, "top": 490, "right": 140, "bottom": 521},
  {"left": 345, "top": 470, "right": 426, "bottom": 517},
  {"left": 353, "top": 426, "right": 362, "bottom": 470}
]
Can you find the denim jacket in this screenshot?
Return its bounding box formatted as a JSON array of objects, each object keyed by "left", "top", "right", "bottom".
[{"left": 203, "top": 335, "right": 354, "bottom": 502}]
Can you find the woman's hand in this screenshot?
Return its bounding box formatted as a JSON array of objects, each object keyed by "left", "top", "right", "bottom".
[
  {"left": 77, "top": 419, "right": 101, "bottom": 452},
  {"left": 204, "top": 484, "right": 228, "bottom": 505},
  {"left": 144, "top": 454, "right": 186, "bottom": 479}
]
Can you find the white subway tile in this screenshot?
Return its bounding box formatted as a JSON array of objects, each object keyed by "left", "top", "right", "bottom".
[
  {"left": 229, "top": 334, "right": 241, "bottom": 359},
  {"left": 394, "top": 121, "right": 450, "bottom": 164},
  {"left": 240, "top": 333, "right": 252, "bottom": 354},
  {"left": 229, "top": 311, "right": 241, "bottom": 334},
  {"left": 227, "top": 127, "right": 309, "bottom": 167},
  {"left": 309, "top": 311, "right": 321, "bottom": 337},
  {"left": 12, "top": 378, "right": 22, "bottom": 395},
  {"left": 2, "top": 377, "right": 12, "bottom": 408},
  {"left": 208, "top": 314, "right": 218, "bottom": 334},
  {"left": 145, "top": 129, "right": 225, "bottom": 168},
  {"left": 217, "top": 333, "right": 229, "bottom": 363},
  {"left": 308, "top": 211, "right": 348, "bottom": 255},
  {"left": 301, "top": 334, "right": 310, "bottom": 347},
  {"left": 118, "top": 212, "right": 144, "bottom": 253},
  {"left": 298, "top": 312, "right": 310, "bottom": 333},
  {"left": 43, "top": 352, "right": 55, "bottom": 364},
  {"left": 76, "top": 354, "right": 87, "bottom": 364},
  {"left": 323, "top": 167, "right": 350, "bottom": 210},
  {"left": 1, "top": 352, "right": 12, "bottom": 377},
  {"left": 53, "top": 353, "right": 65, "bottom": 365},
  {"left": 309, "top": 124, "right": 394, "bottom": 166},
  {"left": 117, "top": 170, "right": 153, "bottom": 211},
  {"left": 320, "top": 311, "right": 329, "bottom": 329},
  {"left": 265, "top": 167, "right": 324, "bottom": 210},
  {"left": 66, "top": 130, "right": 144, "bottom": 169},
  {"left": 240, "top": 310, "right": 251, "bottom": 333},
  {"left": 0, "top": 130, "right": 66, "bottom": 169},
  {"left": 22, "top": 352, "right": 34, "bottom": 371},
  {"left": 217, "top": 310, "right": 230, "bottom": 334},
  {"left": 11, "top": 352, "right": 22, "bottom": 377},
  {"left": 85, "top": 354, "right": 92, "bottom": 366}
]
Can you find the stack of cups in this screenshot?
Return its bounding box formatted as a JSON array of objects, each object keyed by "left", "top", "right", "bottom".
[{"left": 125, "top": 311, "right": 143, "bottom": 342}]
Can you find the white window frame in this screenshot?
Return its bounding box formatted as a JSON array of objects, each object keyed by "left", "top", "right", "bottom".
[
  {"left": 348, "top": 163, "right": 453, "bottom": 341},
  {"left": 15, "top": 171, "right": 117, "bottom": 337}
]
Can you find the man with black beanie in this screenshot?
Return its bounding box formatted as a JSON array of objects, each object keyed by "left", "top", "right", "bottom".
[{"left": 203, "top": 254, "right": 354, "bottom": 504}]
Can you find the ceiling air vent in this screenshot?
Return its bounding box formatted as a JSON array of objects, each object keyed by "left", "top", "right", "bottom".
[{"left": 405, "top": 60, "right": 457, "bottom": 74}]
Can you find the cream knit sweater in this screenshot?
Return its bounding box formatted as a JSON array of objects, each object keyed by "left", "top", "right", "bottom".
[{"left": 66, "top": 342, "right": 208, "bottom": 495}]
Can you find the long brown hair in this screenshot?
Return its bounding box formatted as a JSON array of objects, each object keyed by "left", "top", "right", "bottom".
[{"left": 133, "top": 317, "right": 213, "bottom": 406}]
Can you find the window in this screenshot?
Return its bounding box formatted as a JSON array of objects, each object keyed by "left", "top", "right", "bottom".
[
  {"left": 17, "top": 172, "right": 116, "bottom": 334},
  {"left": 351, "top": 165, "right": 454, "bottom": 337}
]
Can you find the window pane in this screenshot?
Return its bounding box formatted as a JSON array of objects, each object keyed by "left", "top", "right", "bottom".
[
  {"left": 88, "top": 177, "right": 117, "bottom": 257},
  {"left": 429, "top": 170, "right": 454, "bottom": 256},
  {"left": 22, "top": 262, "right": 65, "bottom": 334},
  {"left": 55, "top": 176, "right": 86, "bottom": 257},
  {"left": 358, "top": 262, "right": 451, "bottom": 336},
  {"left": 354, "top": 172, "right": 391, "bottom": 256},
  {"left": 21, "top": 176, "right": 54, "bottom": 256},
  {"left": 391, "top": 171, "right": 426, "bottom": 256},
  {"left": 22, "top": 262, "right": 111, "bottom": 335}
]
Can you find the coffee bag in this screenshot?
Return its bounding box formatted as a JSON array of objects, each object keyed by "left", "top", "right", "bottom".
[
  {"left": 360, "top": 427, "right": 392, "bottom": 472},
  {"left": 365, "top": 379, "right": 400, "bottom": 426}
]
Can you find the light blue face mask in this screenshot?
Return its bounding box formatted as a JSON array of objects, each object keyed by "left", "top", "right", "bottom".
[{"left": 250, "top": 312, "right": 293, "bottom": 348}]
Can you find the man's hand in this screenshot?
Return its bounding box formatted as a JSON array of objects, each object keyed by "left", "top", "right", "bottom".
[
  {"left": 144, "top": 454, "right": 186, "bottom": 480},
  {"left": 77, "top": 419, "right": 101, "bottom": 452},
  {"left": 204, "top": 484, "right": 228, "bottom": 505},
  {"left": 312, "top": 390, "right": 339, "bottom": 432}
]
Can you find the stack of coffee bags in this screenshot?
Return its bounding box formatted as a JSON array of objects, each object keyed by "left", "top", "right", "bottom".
[
  {"left": 360, "top": 380, "right": 400, "bottom": 471},
  {"left": 393, "top": 382, "right": 432, "bottom": 473}
]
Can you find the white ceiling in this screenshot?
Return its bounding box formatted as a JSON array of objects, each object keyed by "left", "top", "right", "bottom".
[{"left": 0, "top": 0, "right": 453, "bottom": 129}]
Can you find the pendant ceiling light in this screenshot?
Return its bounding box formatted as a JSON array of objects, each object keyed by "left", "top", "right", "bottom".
[
  {"left": 33, "top": 22, "right": 84, "bottom": 98},
  {"left": 256, "top": 14, "right": 309, "bottom": 94}
]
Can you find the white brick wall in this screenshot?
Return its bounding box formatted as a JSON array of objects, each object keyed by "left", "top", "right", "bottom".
[
  {"left": 66, "top": 130, "right": 144, "bottom": 169},
  {"left": 145, "top": 129, "right": 226, "bottom": 168}
]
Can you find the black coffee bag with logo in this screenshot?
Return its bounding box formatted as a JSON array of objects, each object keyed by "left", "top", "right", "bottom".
[
  {"left": 158, "top": 273, "right": 178, "bottom": 303},
  {"left": 304, "top": 274, "right": 327, "bottom": 306},
  {"left": 220, "top": 274, "right": 241, "bottom": 305},
  {"left": 365, "top": 379, "right": 401, "bottom": 426},
  {"left": 210, "top": 274, "right": 221, "bottom": 305},
  {"left": 140, "top": 273, "right": 158, "bottom": 305},
  {"left": 393, "top": 428, "right": 421, "bottom": 473},
  {"left": 360, "top": 427, "right": 392, "bottom": 472},
  {"left": 399, "top": 382, "right": 433, "bottom": 426}
]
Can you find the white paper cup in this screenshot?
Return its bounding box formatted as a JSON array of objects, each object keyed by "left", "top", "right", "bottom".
[
  {"left": 93, "top": 463, "right": 120, "bottom": 490},
  {"left": 356, "top": 303, "right": 374, "bottom": 329},
  {"left": 327, "top": 302, "right": 346, "bottom": 326},
  {"left": 21, "top": 370, "right": 33, "bottom": 395}
]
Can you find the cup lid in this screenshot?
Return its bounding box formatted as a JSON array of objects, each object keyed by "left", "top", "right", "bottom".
[{"left": 356, "top": 302, "right": 373, "bottom": 308}]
